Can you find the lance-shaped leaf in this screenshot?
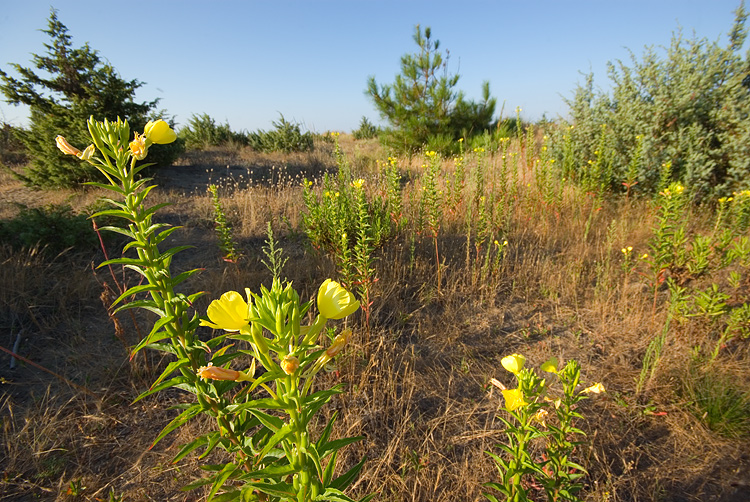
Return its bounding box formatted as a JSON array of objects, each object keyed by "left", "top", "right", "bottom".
[
  {"left": 151, "top": 404, "right": 202, "bottom": 448},
  {"left": 133, "top": 374, "right": 192, "bottom": 403},
  {"left": 330, "top": 455, "right": 367, "bottom": 491}
]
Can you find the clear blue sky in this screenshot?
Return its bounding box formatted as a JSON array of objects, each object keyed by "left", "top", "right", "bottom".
[{"left": 0, "top": 1, "right": 745, "bottom": 133}]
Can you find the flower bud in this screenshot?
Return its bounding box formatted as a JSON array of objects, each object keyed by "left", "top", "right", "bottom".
[{"left": 280, "top": 355, "right": 300, "bottom": 375}]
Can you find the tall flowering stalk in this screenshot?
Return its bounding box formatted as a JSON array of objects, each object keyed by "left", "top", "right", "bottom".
[
  {"left": 60, "top": 117, "right": 369, "bottom": 502},
  {"left": 486, "top": 354, "right": 604, "bottom": 502}
]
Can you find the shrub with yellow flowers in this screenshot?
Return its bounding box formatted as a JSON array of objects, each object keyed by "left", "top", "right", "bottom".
[{"left": 59, "top": 117, "right": 370, "bottom": 502}]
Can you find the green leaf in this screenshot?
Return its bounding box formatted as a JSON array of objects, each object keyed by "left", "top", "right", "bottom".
[
  {"left": 112, "top": 299, "right": 164, "bottom": 317},
  {"left": 207, "top": 462, "right": 238, "bottom": 501},
  {"left": 322, "top": 450, "right": 337, "bottom": 486},
  {"left": 171, "top": 267, "right": 203, "bottom": 288},
  {"left": 97, "top": 256, "right": 148, "bottom": 269},
  {"left": 318, "top": 436, "right": 363, "bottom": 459},
  {"left": 317, "top": 487, "right": 358, "bottom": 502},
  {"left": 90, "top": 208, "right": 135, "bottom": 221},
  {"left": 111, "top": 283, "right": 160, "bottom": 307},
  {"left": 172, "top": 434, "right": 210, "bottom": 463},
  {"left": 317, "top": 411, "right": 338, "bottom": 450},
  {"left": 155, "top": 225, "right": 183, "bottom": 245},
  {"left": 151, "top": 404, "right": 202, "bottom": 448},
  {"left": 96, "top": 225, "right": 135, "bottom": 239},
  {"left": 237, "top": 463, "right": 296, "bottom": 481},
  {"left": 85, "top": 182, "right": 125, "bottom": 195},
  {"left": 130, "top": 315, "right": 175, "bottom": 354},
  {"left": 256, "top": 423, "right": 295, "bottom": 461},
  {"left": 148, "top": 355, "right": 189, "bottom": 389},
  {"left": 307, "top": 443, "right": 324, "bottom": 479},
  {"left": 157, "top": 245, "right": 194, "bottom": 264},
  {"left": 241, "top": 481, "right": 296, "bottom": 498},
  {"left": 133, "top": 375, "right": 191, "bottom": 403},
  {"left": 330, "top": 455, "right": 366, "bottom": 490},
  {"left": 210, "top": 491, "right": 240, "bottom": 502}
]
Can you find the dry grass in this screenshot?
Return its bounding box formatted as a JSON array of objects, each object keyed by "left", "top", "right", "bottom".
[{"left": 1, "top": 137, "right": 749, "bottom": 501}]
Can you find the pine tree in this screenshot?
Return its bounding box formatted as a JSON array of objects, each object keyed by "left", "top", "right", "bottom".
[
  {"left": 366, "top": 25, "right": 496, "bottom": 154},
  {"left": 0, "top": 9, "right": 181, "bottom": 187}
]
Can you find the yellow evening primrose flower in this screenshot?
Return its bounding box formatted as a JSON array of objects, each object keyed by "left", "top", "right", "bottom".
[
  {"left": 501, "top": 353, "right": 526, "bottom": 375},
  {"left": 200, "top": 291, "right": 251, "bottom": 333},
  {"left": 326, "top": 329, "right": 352, "bottom": 358},
  {"left": 502, "top": 388, "right": 529, "bottom": 411},
  {"left": 582, "top": 382, "right": 606, "bottom": 394},
  {"left": 143, "top": 119, "right": 177, "bottom": 144},
  {"left": 78, "top": 144, "right": 95, "bottom": 160},
  {"left": 541, "top": 357, "right": 558, "bottom": 373},
  {"left": 55, "top": 135, "right": 82, "bottom": 156},
  {"left": 317, "top": 279, "right": 359, "bottom": 320}
]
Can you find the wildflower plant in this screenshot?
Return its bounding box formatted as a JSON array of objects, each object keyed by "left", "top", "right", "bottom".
[
  {"left": 208, "top": 183, "right": 240, "bottom": 262},
  {"left": 60, "top": 117, "right": 369, "bottom": 502},
  {"left": 486, "top": 354, "right": 604, "bottom": 502}
]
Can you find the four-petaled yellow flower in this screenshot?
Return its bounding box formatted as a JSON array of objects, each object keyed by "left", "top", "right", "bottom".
[
  {"left": 326, "top": 329, "right": 352, "bottom": 358},
  {"left": 582, "top": 382, "right": 606, "bottom": 394},
  {"left": 502, "top": 388, "right": 528, "bottom": 411},
  {"left": 541, "top": 357, "right": 558, "bottom": 373},
  {"left": 501, "top": 353, "right": 526, "bottom": 375},
  {"left": 79, "top": 144, "right": 95, "bottom": 160},
  {"left": 200, "top": 291, "right": 251, "bottom": 333},
  {"left": 197, "top": 362, "right": 253, "bottom": 382},
  {"left": 317, "top": 279, "right": 359, "bottom": 320},
  {"left": 144, "top": 120, "right": 178, "bottom": 144}
]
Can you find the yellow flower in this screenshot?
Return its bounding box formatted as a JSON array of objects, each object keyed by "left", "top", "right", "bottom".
[
  {"left": 352, "top": 178, "right": 365, "bottom": 189},
  {"left": 280, "top": 355, "right": 300, "bottom": 375},
  {"left": 144, "top": 120, "right": 177, "bottom": 144},
  {"left": 200, "top": 291, "right": 251, "bottom": 333},
  {"left": 502, "top": 388, "right": 528, "bottom": 411},
  {"left": 55, "top": 135, "right": 82, "bottom": 156},
  {"left": 533, "top": 408, "right": 549, "bottom": 425},
  {"left": 326, "top": 329, "right": 352, "bottom": 358},
  {"left": 317, "top": 279, "right": 359, "bottom": 319},
  {"left": 501, "top": 353, "right": 526, "bottom": 375},
  {"left": 425, "top": 150, "right": 437, "bottom": 157},
  {"left": 197, "top": 362, "right": 253, "bottom": 382},
  {"left": 129, "top": 133, "right": 148, "bottom": 160},
  {"left": 541, "top": 357, "right": 558, "bottom": 373},
  {"left": 582, "top": 382, "right": 606, "bottom": 394},
  {"left": 79, "top": 144, "right": 95, "bottom": 160}
]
